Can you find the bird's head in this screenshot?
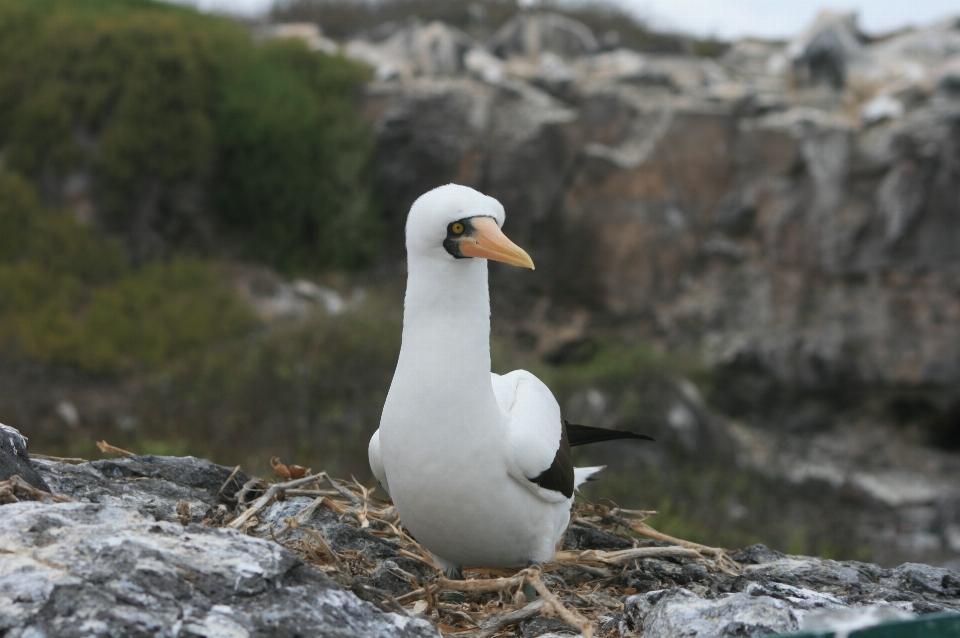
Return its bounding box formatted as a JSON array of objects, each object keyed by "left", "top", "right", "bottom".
[{"left": 405, "top": 184, "right": 534, "bottom": 270}]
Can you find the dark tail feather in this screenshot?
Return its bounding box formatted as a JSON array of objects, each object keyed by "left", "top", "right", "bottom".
[{"left": 565, "top": 421, "right": 655, "bottom": 447}]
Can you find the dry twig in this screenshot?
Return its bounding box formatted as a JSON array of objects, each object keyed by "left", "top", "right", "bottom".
[
  {"left": 0, "top": 476, "right": 72, "bottom": 504},
  {"left": 217, "top": 465, "right": 243, "bottom": 501},
  {"left": 96, "top": 441, "right": 133, "bottom": 457},
  {"left": 29, "top": 454, "right": 88, "bottom": 464},
  {"left": 228, "top": 474, "right": 321, "bottom": 530},
  {"left": 529, "top": 571, "right": 594, "bottom": 638},
  {"left": 555, "top": 545, "right": 701, "bottom": 564}
]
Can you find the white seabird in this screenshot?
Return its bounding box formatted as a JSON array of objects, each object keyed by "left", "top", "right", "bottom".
[{"left": 369, "top": 184, "right": 653, "bottom": 577}]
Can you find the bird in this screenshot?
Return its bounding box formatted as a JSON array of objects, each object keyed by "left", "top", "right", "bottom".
[{"left": 368, "top": 184, "right": 653, "bottom": 578}]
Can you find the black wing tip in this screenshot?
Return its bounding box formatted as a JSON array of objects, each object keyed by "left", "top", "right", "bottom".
[{"left": 564, "top": 421, "right": 656, "bottom": 446}]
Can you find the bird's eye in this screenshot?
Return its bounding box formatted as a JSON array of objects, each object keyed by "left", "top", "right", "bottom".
[{"left": 450, "top": 222, "right": 465, "bottom": 235}]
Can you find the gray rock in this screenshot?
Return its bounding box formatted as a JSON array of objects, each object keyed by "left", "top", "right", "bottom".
[
  {"left": 345, "top": 20, "right": 475, "bottom": 80},
  {"left": 626, "top": 588, "right": 800, "bottom": 638},
  {"left": 519, "top": 615, "right": 579, "bottom": 636},
  {"left": 618, "top": 548, "right": 960, "bottom": 636},
  {"left": 34, "top": 454, "right": 249, "bottom": 524},
  {"left": 561, "top": 524, "right": 634, "bottom": 551},
  {"left": 487, "top": 12, "right": 599, "bottom": 60},
  {"left": 0, "top": 423, "right": 49, "bottom": 492},
  {"left": 252, "top": 495, "right": 432, "bottom": 596},
  {"left": 800, "top": 606, "right": 913, "bottom": 632},
  {"left": 787, "top": 11, "right": 864, "bottom": 89},
  {"left": 6, "top": 457, "right": 960, "bottom": 637},
  {"left": 0, "top": 501, "right": 438, "bottom": 638},
  {"left": 368, "top": 75, "right": 578, "bottom": 246},
  {"left": 345, "top": 11, "right": 960, "bottom": 416}
]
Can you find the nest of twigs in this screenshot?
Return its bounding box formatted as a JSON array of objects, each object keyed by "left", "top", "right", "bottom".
[{"left": 219, "top": 457, "right": 742, "bottom": 638}]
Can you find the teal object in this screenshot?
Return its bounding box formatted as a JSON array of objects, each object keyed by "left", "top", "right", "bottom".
[{"left": 773, "top": 612, "right": 960, "bottom": 638}]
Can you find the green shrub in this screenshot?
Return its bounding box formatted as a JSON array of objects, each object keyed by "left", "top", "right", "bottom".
[
  {"left": 214, "top": 39, "right": 376, "bottom": 271},
  {"left": 80, "top": 258, "right": 259, "bottom": 372},
  {"left": 0, "top": 170, "right": 37, "bottom": 260},
  {"left": 0, "top": 168, "right": 258, "bottom": 373},
  {"left": 0, "top": 263, "right": 85, "bottom": 365},
  {"left": 0, "top": 0, "right": 378, "bottom": 270},
  {"left": 133, "top": 293, "right": 402, "bottom": 476}
]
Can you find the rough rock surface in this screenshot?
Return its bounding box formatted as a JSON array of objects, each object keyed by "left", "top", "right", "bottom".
[
  {"left": 344, "top": 11, "right": 960, "bottom": 396},
  {"left": 4, "top": 455, "right": 958, "bottom": 638},
  {"left": 0, "top": 502, "right": 437, "bottom": 638},
  {"left": 0, "top": 455, "right": 438, "bottom": 638},
  {"left": 251, "top": 494, "right": 436, "bottom": 598},
  {"left": 615, "top": 544, "right": 960, "bottom": 637},
  {"left": 35, "top": 454, "right": 250, "bottom": 524},
  {"left": 0, "top": 423, "right": 49, "bottom": 491}
]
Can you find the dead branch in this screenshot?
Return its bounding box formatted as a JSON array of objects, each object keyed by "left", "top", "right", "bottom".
[
  {"left": 317, "top": 472, "right": 364, "bottom": 505},
  {"left": 0, "top": 475, "right": 72, "bottom": 504},
  {"left": 96, "top": 441, "right": 133, "bottom": 457},
  {"left": 228, "top": 474, "right": 322, "bottom": 530},
  {"left": 625, "top": 520, "right": 741, "bottom": 574},
  {"left": 233, "top": 477, "right": 265, "bottom": 508},
  {"left": 217, "top": 465, "right": 243, "bottom": 501},
  {"left": 555, "top": 546, "right": 701, "bottom": 564},
  {"left": 436, "top": 570, "right": 531, "bottom": 594},
  {"left": 29, "top": 454, "right": 88, "bottom": 464},
  {"left": 529, "top": 572, "right": 593, "bottom": 638}
]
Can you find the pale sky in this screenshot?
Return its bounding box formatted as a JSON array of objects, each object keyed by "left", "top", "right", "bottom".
[{"left": 183, "top": 0, "right": 958, "bottom": 40}]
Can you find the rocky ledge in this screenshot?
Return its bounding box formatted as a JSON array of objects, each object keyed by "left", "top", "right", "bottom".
[{"left": 1, "top": 438, "right": 958, "bottom": 637}]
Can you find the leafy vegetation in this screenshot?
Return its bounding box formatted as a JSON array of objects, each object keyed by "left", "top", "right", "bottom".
[
  {"left": 214, "top": 39, "right": 377, "bottom": 270},
  {"left": 0, "top": 0, "right": 377, "bottom": 270},
  {"left": 122, "top": 292, "right": 403, "bottom": 476},
  {"left": 0, "top": 169, "right": 258, "bottom": 373}
]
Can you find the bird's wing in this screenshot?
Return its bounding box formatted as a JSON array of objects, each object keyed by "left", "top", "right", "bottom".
[
  {"left": 368, "top": 429, "right": 390, "bottom": 496},
  {"left": 566, "top": 422, "right": 655, "bottom": 446},
  {"left": 493, "top": 370, "right": 573, "bottom": 504}
]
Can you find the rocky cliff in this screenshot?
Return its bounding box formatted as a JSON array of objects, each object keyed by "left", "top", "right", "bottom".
[{"left": 341, "top": 11, "right": 960, "bottom": 401}]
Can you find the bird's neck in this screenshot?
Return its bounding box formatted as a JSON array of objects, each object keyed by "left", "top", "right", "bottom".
[{"left": 398, "top": 257, "right": 491, "bottom": 386}]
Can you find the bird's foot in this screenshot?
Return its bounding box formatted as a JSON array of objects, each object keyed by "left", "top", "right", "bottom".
[
  {"left": 523, "top": 560, "right": 541, "bottom": 601},
  {"left": 522, "top": 582, "right": 537, "bottom": 602},
  {"left": 435, "top": 555, "right": 464, "bottom": 580}
]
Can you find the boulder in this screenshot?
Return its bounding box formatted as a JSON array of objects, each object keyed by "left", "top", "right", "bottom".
[
  {"left": 787, "top": 11, "right": 865, "bottom": 89},
  {"left": 344, "top": 20, "right": 475, "bottom": 80},
  {"left": 0, "top": 423, "right": 49, "bottom": 492},
  {"left": 0, "top": 502, "right": 438, "bottom": 638},
  {"left": 37, "top": 454, "right": 249, "bottom": 523},
  {"left": 1, "top": 455, "right": 439, "bottom": 638},
  {"left": 367, "top": 75, "right": 578, "bottom": 246},
  {"left": 487, "top": 11, "right": 599, "bottom": 60}
]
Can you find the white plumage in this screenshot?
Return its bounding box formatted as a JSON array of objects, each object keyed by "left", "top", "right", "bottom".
[{"left": 368, "top": 184, "right": 604, "bottom": 574}]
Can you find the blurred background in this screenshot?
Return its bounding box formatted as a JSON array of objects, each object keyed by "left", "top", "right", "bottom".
[{"left": 1, "top": 0, "right": 959, "bottom": 570}]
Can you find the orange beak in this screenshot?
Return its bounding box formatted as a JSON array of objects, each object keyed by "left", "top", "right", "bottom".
[{"left": 456, "top": 217, "right": 535, "bottom": 269}]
